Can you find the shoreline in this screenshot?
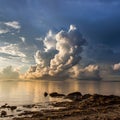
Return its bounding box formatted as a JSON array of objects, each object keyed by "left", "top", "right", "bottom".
[{"left": 0, "top": 92, "right": 120, "bottom": 120}]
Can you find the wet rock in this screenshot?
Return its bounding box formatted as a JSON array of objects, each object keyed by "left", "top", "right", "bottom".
[
  {"left": 23, "top": 104, "right": 35, "bottom": 108},
  {"left": 16, "top": 109, "right": 22, "bottom": 112},
  {"left": 10, "top": 106, "right": 17, "bottom": 111},
  {"left": 1, "top": 110, "right": 7, "bottom": 117},
  {"left": 44, "top": 92, "right": 48, "bottom": 97},
  {"left": 67, "top": 92, "right": 82, "bottom": 97},
  {"left": 32, "top": 112, "right": 44, "bottom": 118},
  {"left": 82, "top": 94, "right": 92, "bottom": 100},
  {"left": 18, "top": 111, "right": 34, "bottom": 116},
  {"left": 7, "top": 115, "right": 14, "bottom": 117},
  {"left": 66, "top": 92, "right": 82, "bottom": 101},
  {"left": 11, "top": 93, "right": 120, "bottom": 120},
  {"left": 1, "top": 104, "right": 17, "bottom": 111},
  {"left": 82, "top": 94, "right": 120, "bottom": 107},
  {"left": 1, "top": 103, "right": 8, "bottom": 108},
  {"left": 49, "top": 92, "right": 65, "bottom": 98}
]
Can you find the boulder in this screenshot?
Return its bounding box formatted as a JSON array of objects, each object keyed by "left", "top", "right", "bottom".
[
  {"left": 44, "top": 92, "right": 48, "bottom": 97},
  {"left": 66, "top": 92, "right": 82, "bottom": 101},
  {"left": 49, "top": 92, "right": 65, "bottom": 98}
]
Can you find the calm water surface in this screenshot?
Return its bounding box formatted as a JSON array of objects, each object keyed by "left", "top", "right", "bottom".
[{"left": 0, "top": 79, "right": 119, "bottom": 105}]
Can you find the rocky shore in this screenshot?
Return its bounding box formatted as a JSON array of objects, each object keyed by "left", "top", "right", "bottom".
[{"left": 0, "top": 92, "right": 120, "bottom": 120}]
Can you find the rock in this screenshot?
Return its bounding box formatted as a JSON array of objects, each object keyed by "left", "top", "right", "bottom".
[
  {"left": 66, "top": 92, "right": 82, "bottom": 101},
  {"left": 10, "top": 106, "right": 17, "bottom": 111},
  {"left": 49, "top": 92, "right": 65, "bottom": 98},
  {"left": 1, "top": 110, "right": 7, "bottom": 117},
  {"left": 67, "top": 92, "right": 82, "bottom": 96},
  {"left": 32, "top": 112, "right": 44, "bottom": 118},
  {"left": 44, "top": 92, "right": 48, "bottom": 97},
  {"left": 18, "top": 111, "right": 33, "bottom": 116},
  {"left": 82, "top": 94, "right": 92, "bottom": 100},
  {"left": 1, "top": 104, "right": 17, "bottom": 111},
  {"left": 89, "top": 94, "right": 120, "bottom": 106},
  {"left": 1, "top": 103, "right": 8, "bottom": 108},
  {"left": 16, "top": 109, "right": 22, "bottom": 112},
  {"left": 23, "top": 104, "right": 35, "bottom": 108},
  {"left": 10, "top": 94, "right": 120, "bottom": 120},
  {"left": 18, "top": 111, "right": 42, "bottom": 117}
]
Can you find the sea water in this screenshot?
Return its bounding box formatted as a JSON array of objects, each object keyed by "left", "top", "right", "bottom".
[{"left": 0, "top": 79, "right": 119, "bottom": 106}]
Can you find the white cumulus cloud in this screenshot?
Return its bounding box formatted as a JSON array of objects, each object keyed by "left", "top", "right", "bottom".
[
  {"left": 22, "top": 25, "right": 88, "bottom": 79},
  {"left": 71, "top": 65, "right": 101, "bottom": 80}
]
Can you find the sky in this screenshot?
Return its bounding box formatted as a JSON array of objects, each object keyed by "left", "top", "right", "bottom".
[{"left": 0, "top": 0, "right": 120, "bottom": 80}]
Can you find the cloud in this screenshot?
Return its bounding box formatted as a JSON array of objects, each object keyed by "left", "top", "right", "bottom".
[
  {"left": 0, "top": 1, "right": 119, "bottom": 80},
  {"left": 49, "top": 25, "right": 86, "bottom": 76},
  {"left": 0, "top": 44, "right": 26, "bottom": 57},
  {"left": 71, "top": 65, "right": 101, "bottom": 80},
  {"left": 21, "top": 25, "right": 87, "bottom": 79},
  {"left": 4, "top": 21, "right": 21, "bottom": 29},
  {"left": 43, "top": 30, "right": 57, "bottom": 51},
  {"left": 91, "top": 64, "right": 120, "bottom": 81},
  {"left": 0, "top": 66, "right": 19, "bottom": 79},
  {"left": 19, "top": 37, "right": 26, "bottom": 43},
  {"left": 0, "top": 29, "right": 9, "bottom": 34},
  {"left": 113, "top": 63, "right": 120, "bottom": 71}
]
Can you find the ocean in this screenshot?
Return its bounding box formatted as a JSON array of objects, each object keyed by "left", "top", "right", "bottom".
[{"left": 0, "top": 79, "right": 119, "bottom": 106}]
